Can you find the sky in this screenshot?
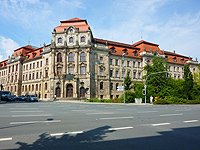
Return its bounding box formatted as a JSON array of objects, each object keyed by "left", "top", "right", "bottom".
[{"left": 0, "top": 0, "right": 200, "bottom": 62}]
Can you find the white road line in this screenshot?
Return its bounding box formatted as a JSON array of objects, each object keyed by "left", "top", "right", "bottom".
[
  {"left": 0, "top": 137, "right": 12, "bottom": 142},
  {"left": 86, "top": 112, "right": 114, "bottom": 115},
  {"left": 10, "top": 120, "right": 61, "bottom": 125},
  {"left": 39, "top": 106, "right": 51, "bottom": 107},
  {"left": 50, "top": 131, "right": 83, "bottom": 136},
  {"left": 175, "top": 109, "right": 190, "bottom": 111},
  {"left": 15, "top": 106, "right": 28, "bottom": 107},
  {"left": 9, "top": 108, "right": 39, "bottom": 110},
  {"left": 117, "top": 109, "right": 136, "bottom": 111},
  {"left": 12, "top": 114, "right": 52, "bottom": 117},
  {"left": 108, "top": 126, "right": 134, "bottom": 131},
  {"left": 160, "top": 114, "right": 183, "bottom": 117},
  {"left": 138, "top": 111, "right": 158, "bottom": 113},
  {"left": 151, "top": 123, "right": 171, "bottom": 126},
  {"left": 72, "top": 109, "right": 96, "bottom": 111},
  {"left": 10, "top": 111, "right": 44, "bottom": 113},
  {"left": 183, "top": 120, "right": 199, "bottom": 123},
  {"left": 99, "top": 116, "right": 134, "bottom": 120}
]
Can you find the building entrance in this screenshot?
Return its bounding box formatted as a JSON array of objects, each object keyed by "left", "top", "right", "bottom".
[
  {"left": 66, "top": 84, "right": 73, "bottom": 97},
  {"left": 80, "top": 87, "right": 85, "bottom": 97}
]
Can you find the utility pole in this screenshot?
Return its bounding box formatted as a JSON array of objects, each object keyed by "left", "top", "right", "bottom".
[{"left": 122, "top": 53, "right": 126, "bottom": 104}]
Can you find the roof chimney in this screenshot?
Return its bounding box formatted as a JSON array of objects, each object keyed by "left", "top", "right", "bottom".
[{"left": 174, "top": 50, "right": 175, "bottom": 53}]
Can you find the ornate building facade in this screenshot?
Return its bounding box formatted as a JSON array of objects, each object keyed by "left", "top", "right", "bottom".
[{"left": 0, "top": 18, "right": 199, "bottom": 100}]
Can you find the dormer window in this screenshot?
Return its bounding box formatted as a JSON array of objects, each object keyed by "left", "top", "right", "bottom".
[
  {"left": 69, "top": 37, "right": 73, "bottom": 43},
  {"left": 58, "top": 38, "right": 62, "bottom": 43},
  {"left": 110, "top": 47, "right": 116, "bottom": 53},
  {"left": 123, "top": 49, "right": 128, "bottom": 55},
  {"left": 81, "top": 36, "right": 85, "bottom": 42},
  {"left": 133, "top": 51, "right": 138, "bottom": 56},
  {"left": 70, "top": 29, "right": 73, "bottom": 33},
  {"left": 173, "top": 58, "right": 177, "bottom": 62},
  {"left": 181, "top": 59, "right": 184, "bottom": 63}
]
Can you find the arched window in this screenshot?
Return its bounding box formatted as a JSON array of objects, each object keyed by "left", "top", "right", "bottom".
[
  {"left": 80, "top": 52, "right": 85, "bottom": 61},
  {"left": 69, "top": 53, "right": 74, "bottom": 62},
  {"left": 100, "top": 82, "right": 103, "bottom": 90},
  {"left": 100, "top": 57, "right": 103, "bottom": 63},
  {"left": 69, "top": 37, "right": 73, "bottom": 43},
  {"left": 81, "top": 36, "right": 85, "bottom": 42},
  {"left": 58, "top": 38, "right": 62, "bottom": 43},
  {"left": 57, "top": 53, "right": 62, "bottom": 62},
  {"left": 56, "top": 87, "right": 61, "bottom": 97},
  {"left": 45, "top": 83, "right": 47, "bottom": 90},
  {"left": 116, "top": 83, "right": 119, "bottom": 90}
]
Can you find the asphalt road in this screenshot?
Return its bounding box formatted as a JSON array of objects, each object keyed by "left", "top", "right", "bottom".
[{"left": 0, "top": 101, "right": 200, "bottom": 150}]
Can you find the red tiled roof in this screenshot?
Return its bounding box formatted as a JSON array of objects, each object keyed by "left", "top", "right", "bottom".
[{"left": 54, "top": 17, "right": 90, "bottom": 33}]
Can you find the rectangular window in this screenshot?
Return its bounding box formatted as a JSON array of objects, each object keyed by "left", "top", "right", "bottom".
[
  {"left": 115, "top": 59, "right": 118, "bottom": 66},
  {"left": 110, "top": 70, "right": 113, "bottom": 77},
  {"left": 116, "top": 70, "right": 119, "bottom": 77},
  {"left": 46, "top": 58, "right": 48, "bottom": 65},
  {"left": 122, "top": 60, "right": 124, "bottom": 67},
  {"left": 33, "top": 63, "right": 35, "bottom": 69},
  {"left": 133, "top": 61, "right": 135, "bottom": 68},
  {"left": 69, "top": 67, "right": 73, "bottom": 74},
  {"left": 100, "top": 68, "right": 103, "bottom": 76},
  {"left": 138, "top": 72, "right": 141, "bottom": 79},
  {"left": 57, "top": 67, "right": 62, "bottom": 76},
  {"left": 110, "top": 59, "right": 112, "bottom": 65},
  {"left": 37, "top": 62, "right": 39, "bottom": 68},
  {"left": 138, "top": 62, "right": 140, "bottom": 68},
  {"left": 122, "top": 70, "right": 125, "bottom": 78},
  {"left": 40, "top": 61, "right": 42, "bottom": 67},
  {"left": 45, "top": 70, "right": 48, "bottom": 77},
  {"left": 110, "top": 83, "right": 113, "bottom": 90},
  {"left": 127, "top": 61, "right": 130, "bottom": 67},
  {"left": 81, "top": 66, "right": 86, "bottom": 74},
  {"left": 133, "top": 72, "right": 136, "bottom": 79}
]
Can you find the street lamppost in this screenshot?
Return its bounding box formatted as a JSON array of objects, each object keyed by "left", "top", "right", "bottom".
[
  {"left": 122, "top": 53, "right": 126, "bottom": 104},
  {"left": 144, "top": 71, "right": 168, "bottom": 104}
]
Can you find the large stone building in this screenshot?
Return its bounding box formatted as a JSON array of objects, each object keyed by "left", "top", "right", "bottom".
[{"left": 0, "top": 18, "right": 199, "bottom": 100}]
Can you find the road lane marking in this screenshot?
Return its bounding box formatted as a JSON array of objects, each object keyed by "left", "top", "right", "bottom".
[
  {"left": 99, "top": 116, "right": 134, "bottom": 120},
  {"left": 160, "top": 114, "right": 183, "bottom": 117},
  {"left": 10, "top": 111, "right": 44, "bottom": 113},
  {"left": 138, "top": 111, "right": 158, "bottom": 113},
  {"left": 108, "top": 126, "right": 133, "bottom": 131},
  {"left": 151, "top": 123, "right": 171, "bottom": 126},
  {"left": 175, "top": 110, "right": 190, "bottom": 111},
  {"left": 0, "top": 137, "right": 12, "bottom": 141},
  {"left": 12, "top": 114, "right": 52, "bottom": 117},
  {"left": 183, "top": 120, "right": 199, "bottom": 123},
  {"left": 87, "top": 112, "right": 114, "bottom": 115},
  {"left": 15, "top": 106, "right": 28, "bottom": 107},
  {"left": 117, "top": 109, "right": 136, "bottom": 110},
  {"left": 50, "top": 131, "right": 83, "bottom": 136},
  {"left": 10, "top": 120, "right": 61, "bottom": 125},
  {"left": 72, "top": 109, "right": 96, "bottom": 111},
  {"left": 39, "top": 106, "right": 51, "bottom": 107},
  {"left": 9, "top": 108, "right": 39, "bottom": 110}
]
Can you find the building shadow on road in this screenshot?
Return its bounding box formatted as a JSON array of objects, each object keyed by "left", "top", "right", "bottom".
[{"left": 14, "top": 126, "right": 200, "bottom": 150}]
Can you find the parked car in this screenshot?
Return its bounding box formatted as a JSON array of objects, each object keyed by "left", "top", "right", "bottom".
[
  {"left": 1, "top": 91, "right": 11, "bottom": 101},
  {"left": 25, "top": 95, "right": 38, "bottom": 102},
  {"left": 5, "top": 95, "right": 16, "bottom": 101},
  {"left": 14, "top": 95, "right": 25, "bottom": 101}
]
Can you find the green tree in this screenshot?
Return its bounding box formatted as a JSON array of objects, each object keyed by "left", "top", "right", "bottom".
[
  {"left": 143, "top": 56, "right": 168, "bottom": 98},
  {"left": 183, "top": 64, "right": 194, "bottom": 100},
  {"left": 194, "top": 66, "right": 200, "bottom": 84},
  {"left": 124, "top": 72, "right": 132, "bottom": 90}
]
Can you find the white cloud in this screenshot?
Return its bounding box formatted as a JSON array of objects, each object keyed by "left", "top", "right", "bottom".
[{"left": 0, "top": 36, "right": 20, "bottom": 60}]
